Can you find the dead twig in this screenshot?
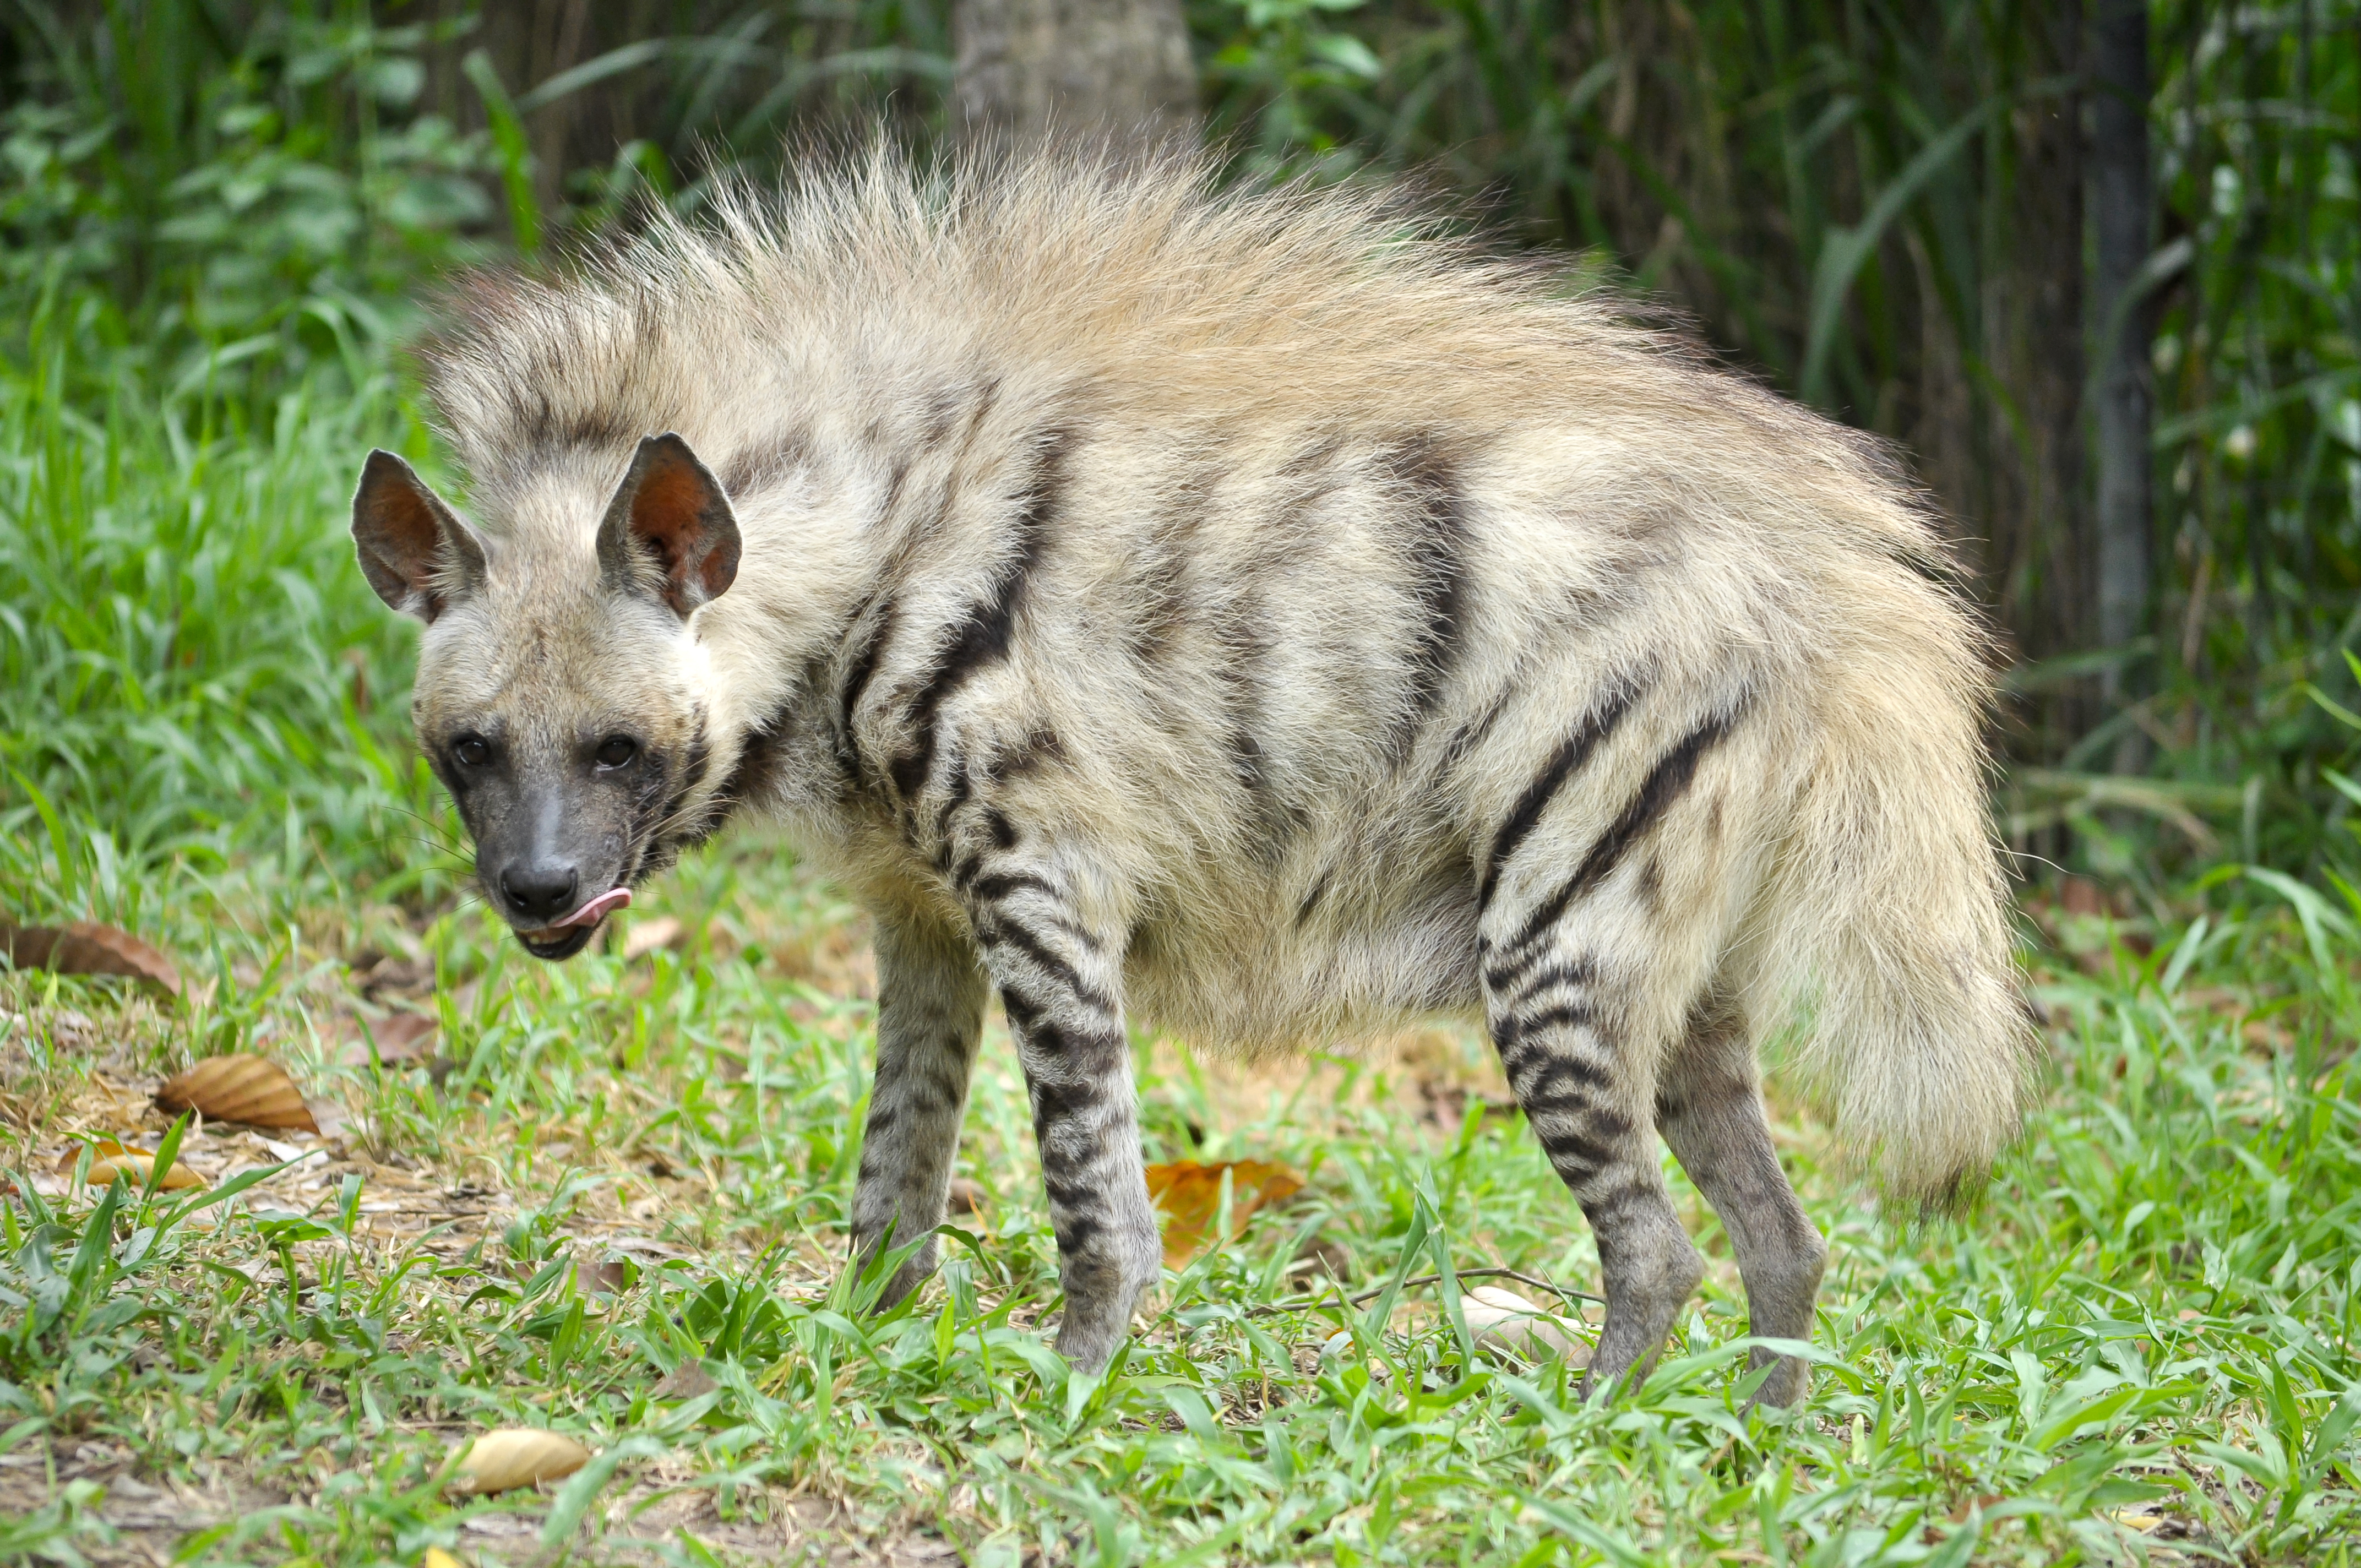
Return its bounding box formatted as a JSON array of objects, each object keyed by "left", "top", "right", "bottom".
[{"left": 1242, "top": 1265, "right": 1603, "bottom": 1319}]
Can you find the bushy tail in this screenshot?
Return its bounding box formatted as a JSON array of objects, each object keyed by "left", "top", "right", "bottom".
[{"left": 1744, "top": 640, "right": 2037, "bottom": 1210}]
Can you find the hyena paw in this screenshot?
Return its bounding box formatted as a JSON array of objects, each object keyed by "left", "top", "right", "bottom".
[
  {"left": 1745, "top": 1346, "right": 1811, "bottom": 1408},
  {"left": 1052, "top": 1237, "right": 1162, "bottom": 1375}
]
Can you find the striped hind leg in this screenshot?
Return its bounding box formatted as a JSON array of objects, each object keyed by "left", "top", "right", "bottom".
[
  {"left": 1655, "top": 992, "right": 1826, "bottom": 1406},
  {"left": 1482, "top": 937, "right": 1704, "bottom": 1395},
  {"left": 851, "top": 910, "right": 990, "bottom": 1304},
  {"left": 1476, "top": 688, "right": 1755, "bottom": 1394}
]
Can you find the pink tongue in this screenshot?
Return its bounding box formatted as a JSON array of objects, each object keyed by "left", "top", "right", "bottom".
[{"left": 552, "top": 887, "right": 632, "bottom": 928}]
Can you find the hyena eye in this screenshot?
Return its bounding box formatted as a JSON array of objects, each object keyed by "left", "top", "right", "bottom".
[
  {"left": 452, "top": 736, "right": 491, "bottom": 768},
  {"left": 595, "top": 736, "right": 639, "bottom": 769}
]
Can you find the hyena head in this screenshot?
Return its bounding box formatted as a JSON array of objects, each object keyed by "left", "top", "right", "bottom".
[{"left": 350, "top": 434, "right": 739, "bottom": 961}]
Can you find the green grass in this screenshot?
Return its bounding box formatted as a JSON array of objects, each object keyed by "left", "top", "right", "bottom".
[{"left": 7, "top": 821, "right": 2361, "bottom": 1565}]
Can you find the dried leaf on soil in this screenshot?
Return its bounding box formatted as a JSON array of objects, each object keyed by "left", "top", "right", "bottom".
[
  {"left": 1460, "top": 1284, "right": 1591, "bottom": 1364},
  {"left": 154, "top": 1053, "right": 320, "bottom": 1134},
  {"left": 56, "top": 1139, "right": 203, "bottom": 1191},
  {"left": 621, "top": 914, "right": 686, "bottom": 960},
  {"left": 1144, "top": 1158, "right": 1303, "bottom": 1266},
  {"left": 447, "top": 1428, "right": 593, "bottom": 1495},
  {"left": 1, "top": 921, "right": 182, "bottom": 998},
  {"left": 336, "top": 1010, "right": 437, "bottom": 1067}
]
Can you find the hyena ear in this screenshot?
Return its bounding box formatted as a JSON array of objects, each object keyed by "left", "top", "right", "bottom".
[
  {"left": 350, "top": 450, "right": 489, "bottom": 623},
  {"left": 595, "top": 433, "right": 742, "bottom": 618}
]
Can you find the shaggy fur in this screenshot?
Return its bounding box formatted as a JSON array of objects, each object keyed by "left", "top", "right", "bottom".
[{"left": 361, "top": 148, "right": 2036, "bottom": 1396}]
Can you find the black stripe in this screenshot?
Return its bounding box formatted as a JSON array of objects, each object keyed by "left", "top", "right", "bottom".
[
  {"left": 651, "top": 709, "right": 714, "bottom": 852},
  {"left": 1513, "top": 1001, "right": 1599, "bottom": 1041},
  {"left": 999, "top": 985, "right": 1042, "bottom": 1033},
  {"left": 971, "top": 870, "right": 1059, "bottom": 904},
  {"left": 931, "top": 756, "right": 972, "bottom": 841},
  {"left": 1293, "top": 869, "right": 1332, "bottom": 929},
  {"left": 1499, "top": 699, "right": 1748, "bottom": 961},
  {"left": 1478, "top": 680, "right": 1641, "bottom": 911},
  {"left": 889, "top": 428, "right": 1074, "bottom": 801},
  {"left": 1054, "top": 1213, "right": 1105, "bottom": 1253},
  {"left": 1519, "top": 1054, "right": 1609, "bottom": 1109},
  {"left": 1439, "top": 685, "right": 1515, "bottom": 776},
  {"left": 693, "top": 700, "right": 790, "bottom": 843},
  {"left": 983, "top": 808, "right": 1019, "bottom": 850},
  {"left": 1390, "top": 434, "right": 1470, "bottom": 759},
  {"left": 1503, "top": 957, "right": 1597, "bottom": 1011},
  {"left": 983, "top": 917, "right": 1109, "bottom": 1014},
  {"left": 838, "top": 598, "right": 895, "bottom": 740},
  {"left": 1535, "top": 1128, "right": 1615, "bottom": 1178},
  {"left": 1580, "top": 1179, "right": 1659, "bottom": 1229},
  {"left": 1029, "top": 1074, "right": 1107, "bottom": 1125}
]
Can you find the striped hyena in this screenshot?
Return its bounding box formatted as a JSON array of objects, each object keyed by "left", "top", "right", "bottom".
[{"left": 351, "top": 152, "right": 2033, "bottom": 1401}]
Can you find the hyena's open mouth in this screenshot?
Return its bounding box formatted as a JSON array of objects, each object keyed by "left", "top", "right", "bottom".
[{"left": 518, "top": 888, "right": 632, "bottom": 962}]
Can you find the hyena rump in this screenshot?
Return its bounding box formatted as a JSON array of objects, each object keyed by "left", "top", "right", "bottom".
[{"left": 352, "top": 153, "right": 2032, "bottom": 1401}]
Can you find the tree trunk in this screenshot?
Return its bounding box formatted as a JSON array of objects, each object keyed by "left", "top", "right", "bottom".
[
  {"left": 952, "top": 0, "right": 1199, "bottom": 154},
  {"left": 2089, "top": 0, "right": 2155, "bottom": 754}
]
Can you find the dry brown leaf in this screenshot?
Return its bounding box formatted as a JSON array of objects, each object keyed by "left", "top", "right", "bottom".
[
  {"left": 338, "top": 1010, "right": 438, "bottom": 1068},
  {"left": 56, "top": 1138, "right": 203, "bottom": 1191},
  {"left": 945, "top": 1177, "right": 989, "bottom": 1216},
  {"left": 651, "top": 1362, "right": 718, "bottom": 1401},
  {"left": 1144, "top": 1158, "right": 1303, "bottom": 1267},
  {"left": 155, "top": 1053, "right": 320, "bottom": 1134},
  {"left": 621, "top": 915, "right": 686, "bottom": 961},
  {"left": 1460, "top": 1284, "right": 1590, "bottom": 1364},
  {"left": 574, "top": 1250, "right": 633, "bottom": 1295},
  {"left": 1, "top": 921, "right": 182, "bottom": 998},
  {"left": 447, "top": 1428, "right": 592, "bottom": 1495}
]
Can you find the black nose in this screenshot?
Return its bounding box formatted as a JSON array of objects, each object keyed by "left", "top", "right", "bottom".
[{"left": 499, "top": 863, "right": 579, "bottom": 923}]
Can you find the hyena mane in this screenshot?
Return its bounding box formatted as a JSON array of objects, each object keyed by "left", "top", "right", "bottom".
[{"left": 378, "top": 145, "right": 2034, "bottom": 1390}]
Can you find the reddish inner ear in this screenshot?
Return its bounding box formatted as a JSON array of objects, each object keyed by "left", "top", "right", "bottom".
[
  {"left": 630, "top": 455, "right": 736, "bottom": 603},
  {"left": 372, "top": 485, "right": 444, "bottom": 587},
  {"left": 355, "top": 454, "right": 460, "bottom": 618}
]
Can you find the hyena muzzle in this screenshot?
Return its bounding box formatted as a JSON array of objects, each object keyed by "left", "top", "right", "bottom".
[{"left": 352, "top": 151, "right": 2033, "bottom": 1401}]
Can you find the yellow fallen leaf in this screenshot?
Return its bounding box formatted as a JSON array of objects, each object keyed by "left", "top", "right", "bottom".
[
  {"left": 446, "top": 1428, "right": 592, "bottom": 1495},
  {"left": 56, "top": 1139, "right": 203, "bottom": 1191},
  {"left": 1143, "top": 1159, "right": 1303, "bottom": 1267},
  {"left": 422, "top": 1550, "right": 466, "bottom": 1568}
]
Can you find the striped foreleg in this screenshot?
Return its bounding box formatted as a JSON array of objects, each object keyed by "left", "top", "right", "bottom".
[
  {"left": 851, "top": 910, "right": 989, "bottom": 1305},
  {"left": 962, "top": 863, "right": 1161, "bottom": 1375}
]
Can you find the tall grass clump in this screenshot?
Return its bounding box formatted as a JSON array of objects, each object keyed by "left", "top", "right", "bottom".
[
  {"left": 0, "top": 4, "right": 493, "bottom": 932},
  {"left": 0, "top": 295, "right": 453, "bottom": 933}
]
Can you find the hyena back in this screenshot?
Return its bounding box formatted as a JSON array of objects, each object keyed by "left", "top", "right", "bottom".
[{"left": 353, "top": 151, "right": 2033, "bottom": 1398}]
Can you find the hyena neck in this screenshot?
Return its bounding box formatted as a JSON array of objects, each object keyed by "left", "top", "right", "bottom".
[{"left": 668, "top": 459, "right": 904, "bottom": 850}]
